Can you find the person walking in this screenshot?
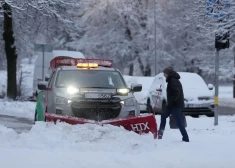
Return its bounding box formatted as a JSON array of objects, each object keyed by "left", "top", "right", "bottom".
[{"left": 158, "top": 67, "right": 189, "bottom": 142}]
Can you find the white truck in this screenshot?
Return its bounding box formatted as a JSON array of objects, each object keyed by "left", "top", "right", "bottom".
[{"left": 32, "top": 50, "right": 85, "bottom": 100}]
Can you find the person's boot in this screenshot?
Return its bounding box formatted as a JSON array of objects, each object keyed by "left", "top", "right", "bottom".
[
  {"left": 182, "top": 137, "right": 189, "bottom": 142},
  {"left": 158, "top": 129, "right": 164, "bottom": 139}
]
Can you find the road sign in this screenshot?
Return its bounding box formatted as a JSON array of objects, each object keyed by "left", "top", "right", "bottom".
[
  {"left": 34, "top": 44, "right": 53, "bottom": 53},
  {"left": 206, "top": 0, "right": 230, "bottom": 19},
  {"left": 34, "top": 44, "right": 53, "bottom": 81}
]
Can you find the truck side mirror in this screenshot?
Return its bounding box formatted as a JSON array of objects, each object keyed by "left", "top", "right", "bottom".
[
  {"left": 131, "top": 83, "right": 142, "bottom": 92},
  {"left": 45, "top": 74, "right": 50, "bottom": 82},
  {"left": 38, "top": 81, "right": 48, "bottom": 90}
]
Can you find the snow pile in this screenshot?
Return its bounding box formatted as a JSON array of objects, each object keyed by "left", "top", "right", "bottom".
[
  {"left": 19, "top": 57, "right": 36, "bottom": 98},
  {"left": 0, "top": 99, "right": 235, "bottom": 168},
  {"left": 219, "top": 86, "right": 235, "bottom": 108},
  {"left": 0, "top": 121, "right": 155, "bottom": 152},
  {"left": 0, "top": 100, "right": 35, "bottom": 119},
  {"left": 0, "top": 70, "right": 7, "bottom": 98},
  {"left": 219, "top": 86, "right": 233, "bottom": 98},
  {"left": 0, "top": 57, "right": 36, "bottom": 99},
  {"left": 0, "top": 115, "right": 235, "bottom": 168},
  {"left": 219, "top": 98, "right": 235, "bottom": 108}
]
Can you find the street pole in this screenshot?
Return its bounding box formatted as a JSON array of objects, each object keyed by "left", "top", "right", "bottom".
[
  {"left": 214, "top": 48, "right": 219, "bottom": 126},
  {"left": 42, "top": 45, "right": 45, "bottom": 81},
  {"left": 153, "top": 0, "right": 157, "bottom": 76},
  {"left": 233, "top": 46, "right": 235, "bottom": 98}
]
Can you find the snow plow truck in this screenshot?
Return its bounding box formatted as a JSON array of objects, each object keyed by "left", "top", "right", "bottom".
[{"left": 34, "top": 57, "right": 158, "bottom": 139}]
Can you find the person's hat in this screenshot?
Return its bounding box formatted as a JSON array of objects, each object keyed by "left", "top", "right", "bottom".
[{"left": 163, "top": 66, "right": 174, "bottom": 75}]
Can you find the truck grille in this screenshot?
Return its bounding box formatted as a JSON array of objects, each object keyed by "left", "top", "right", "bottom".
[{"left": 71, "top": 99, "right": 121, "bottom": 121}]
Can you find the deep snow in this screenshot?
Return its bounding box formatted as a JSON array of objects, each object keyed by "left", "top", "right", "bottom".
[
  {"left": 0, "top": 101, "right": 235, "bottom": 168},
  {"left": 1, "top": 116, "right": 235, "bottom": 168},
  {"left": 0, "top": 100, "right": 35, "bottom": 119}
]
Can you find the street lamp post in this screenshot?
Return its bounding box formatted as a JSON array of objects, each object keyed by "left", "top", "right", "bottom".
[{"left": 153, "top": 0, "right": 157, "bottom": 76}]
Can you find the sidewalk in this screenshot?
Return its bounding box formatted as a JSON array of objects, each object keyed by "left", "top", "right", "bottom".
[
  {"left": 219, "top": 86, "right": 235, "bottom": 108},
  {"left": 219, "top": 98, "right": 235, "bottom": 108}
]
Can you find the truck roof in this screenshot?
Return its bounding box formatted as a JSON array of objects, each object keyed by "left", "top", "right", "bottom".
[
  {"left": 58, "top": 66, "right": 116, "bottom": 71},
  {"left": 50, "top": 57, "right": 114, "bottom": 71}
]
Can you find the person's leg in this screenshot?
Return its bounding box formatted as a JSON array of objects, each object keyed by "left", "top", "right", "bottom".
[
  {"left": 158, "top": 108, "right": 172, "bottom": 139},
  {"left": 172, "top": 108, "right": 189, "bottom": 142}
]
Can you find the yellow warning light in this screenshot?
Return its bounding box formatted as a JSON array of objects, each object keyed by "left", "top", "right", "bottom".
[
  {"left": 77, "top": 63, "right": 98, "bottom": 68},
  {"left": 77, "top": 63, "right": 88, "bottom": 68},
  {"left": 88, "top": 63, "right": 98, "bottom": 68}
]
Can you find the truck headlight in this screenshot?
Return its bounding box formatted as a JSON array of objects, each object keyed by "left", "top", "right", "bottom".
[
  {"left": 55, "top": 96, "right": 71, "bottom": 105},
  {"left": 67, "top": 86, "right": 79, "bottom": 95},
  {"left": 117, "top": 88, "right": 130, "bottom": 94},
  {"left": 120, "top": 98, "right": 135, "bottom": 106}
]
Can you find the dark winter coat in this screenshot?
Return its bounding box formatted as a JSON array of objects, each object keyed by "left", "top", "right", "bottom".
[{"left": 166, "top": 71, "right": 184, "bottom": 109}]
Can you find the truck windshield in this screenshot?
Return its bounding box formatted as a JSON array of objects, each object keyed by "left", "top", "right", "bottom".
[{"left": 55, "top": 70, "right": 127, "bottom": 89}]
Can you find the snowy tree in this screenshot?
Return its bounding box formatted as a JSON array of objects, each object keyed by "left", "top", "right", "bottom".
[
  {"left": 192, "top": 0, "right": 235, "bottom": 83},
  {"left": 59, "top": 0, "right": 212, "bottom": 77},
  {"left": 0, "top": 0, "right": 80, "bottom": 99},
  {"left": 194, "top": 0, "right": 235, "bottom": 36},
  {"left": 0, "top": 0, "right": 234, "bottom": 89}
]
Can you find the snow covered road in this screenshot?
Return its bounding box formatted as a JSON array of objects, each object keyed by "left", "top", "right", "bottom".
[
  {"left": 0, "top": 114, "right": 33, "bottom": 133},
  {"left": 0, "top": 100, "right": 235, "bottom": 168}
]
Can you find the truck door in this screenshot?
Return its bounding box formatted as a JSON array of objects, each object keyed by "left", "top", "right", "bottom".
[{"left": 46, "top": 71, "right": 56, "bottom": 113}]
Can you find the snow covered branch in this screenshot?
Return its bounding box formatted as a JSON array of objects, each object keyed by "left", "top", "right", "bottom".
[
  {"left": 3, "top": 0, "right": 80, "bottom": 23},
  {"left": 194, "top": 0, "right": 235, "bottom": 38}
]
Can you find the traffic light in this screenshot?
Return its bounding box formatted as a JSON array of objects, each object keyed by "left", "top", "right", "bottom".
[{"left": 215, "top": 32, "right": 230, "bottom": 49}]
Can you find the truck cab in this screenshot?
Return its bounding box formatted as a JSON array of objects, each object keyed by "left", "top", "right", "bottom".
[{"left": 35, "top": 58, "right": 142, "bottom": 122}]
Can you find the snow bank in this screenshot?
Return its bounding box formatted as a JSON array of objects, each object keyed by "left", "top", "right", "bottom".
[
  {"left": 219, "top": 98, "right": 235, "bottom": 108},
  {"left": 0, "top": 114, "right": 235, "bottom": 168},
  {"left": 0, "top": 57, "right": 36, "bottom": 99},
  {"left": 19, "top": 57, "right": 36, "bottom": 98},
  {"left": 0, "top": 99, "right": 235, "bottom": 168},
  {"left": 0, "top": 100, "right": 35, "bottom": 119},
  {"left": 219, "top": 86, "right": 235, "bottom": 108},
  {"left": 0, "top": 71, "right": 7, "bottom": 98},
  {"left": 219, "top": 86, "right": 233, "bottom": 98}
]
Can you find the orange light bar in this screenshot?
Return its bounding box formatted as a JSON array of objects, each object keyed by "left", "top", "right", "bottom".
[
  {"left": 89, "top": 63, "right": 98, "bottom": 68},
  {"left": 77, "top": 63, "right": 98, "bottom": 68},
  {"left": 77, "top": 63, "right": 88, "bottom": 67}
]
